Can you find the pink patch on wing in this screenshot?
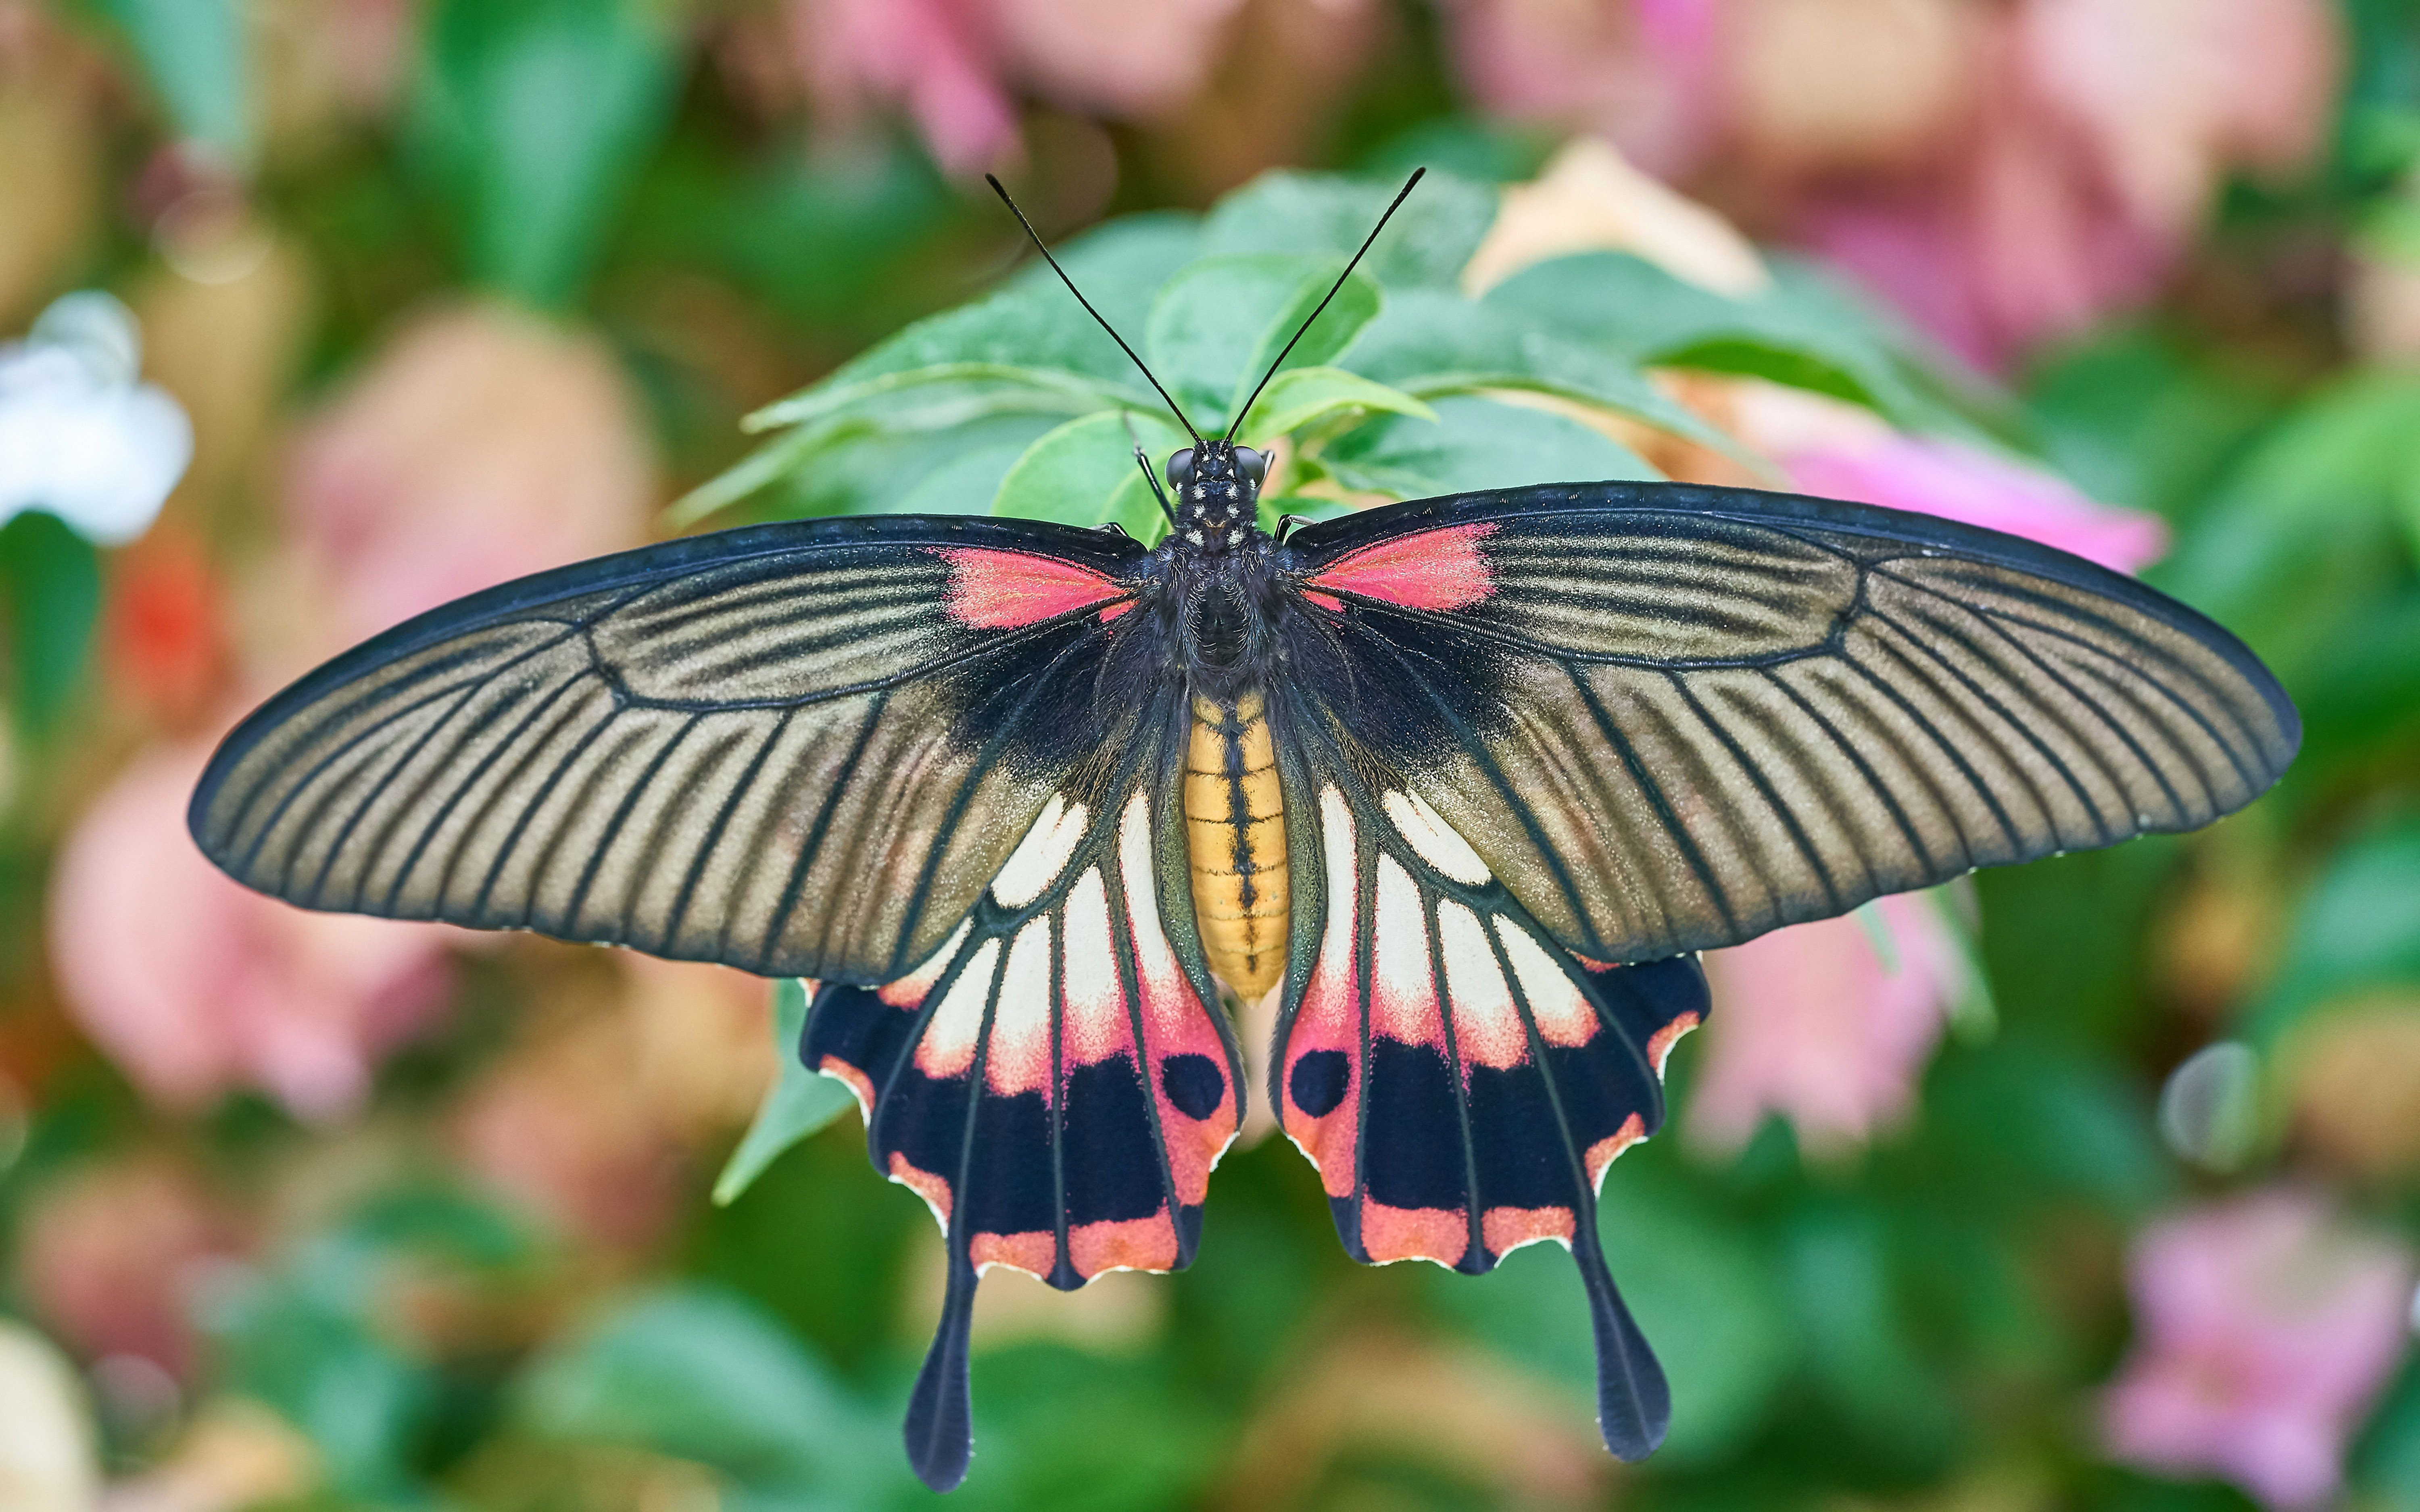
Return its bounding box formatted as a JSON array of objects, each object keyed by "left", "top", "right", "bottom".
[
  {"left": 1483, "top": 1205, "right": 1575, "bottom": 1256},
  {"left": 1361, "top": 1201, "right": 1469, "bottom": 1265},
  {"left": 1071, "top": 1212, "right": 1180, "bottom": 1275},
  {"left": 1117, "top": 793, "right": 1237, "bottom": 1206},
  {"left": 818, "top": 1056, "right": 876, "bottom": 1120},
  {"left": 1303, "top": 590, "right": 1345, "bottom": 613},
  {"left": 972, "top": 1230, "right": 1056, "bottom": 1277},
  {"left": 1585, "top": 1112, "right": 1648, "bottom": 1189},
  {"left": 1647, "top": 1011, "right": 1701, "bottom": 1077},
  {"left": 1306, "top": 523, "right": 1497, "bottom": 611},
  {"left": 890, "top": 1153, "right": 954, "bottom": 1225},
  {"left": 1283, "top": 788, "right": 1364, "bottom": 1198},
  {"left": 937, "top": 547, "right": 1124, "bottom": 629}
]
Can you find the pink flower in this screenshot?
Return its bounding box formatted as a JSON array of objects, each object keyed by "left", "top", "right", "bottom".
[
  {"left": 1725, "top": 383, "right": 2170, "bottom": 573},
  {"left": 1688, "top": 891, "right": 1973, "bottom": 1157},
  {"left": 1443, "top": 0, "right": 1723, "bottom": 179},
  {"left": 284, "top": 302, "right": 652, "bottom": 651},
  {"left": 1797, "top": 0, "right": 2338, "bottom": 368},
  {"left": 767, "top": 0, "right": 1245, "bottom": 174},
  {"left": 13, "top": 1156, "right": 243, "bottom": 1379},
  {"left": 2102, "top": 1191, "right": 2416, "bottom": 1510},
  {"left": 47, "top": 739, "right": 458, "bottom": 1121},
  {"left": 2022, "top": 0, "right": 2338, "bottom": 240},
  {"left": 780, "top": 0, "right": 1018, "bottom": 175}
]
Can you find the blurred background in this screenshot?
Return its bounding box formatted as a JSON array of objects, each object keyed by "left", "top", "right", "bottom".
[{"left": 2, "top": 0, "right": 2418, "bottom": 1508}]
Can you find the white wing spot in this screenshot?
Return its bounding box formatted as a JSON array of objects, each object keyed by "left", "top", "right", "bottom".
[
  {"left": 991, "top": 793, "right": 1088, "bottom": 908},
  {"left": 1381, "top": 789, "right": 1492, "bottom": 885}
]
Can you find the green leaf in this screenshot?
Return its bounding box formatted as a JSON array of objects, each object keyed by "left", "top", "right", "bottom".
[
  {"left": 1144, "top": 254, "right": 1381, "bottom": 425},
  {"left": 1319, "top": 393, "right": 1656, "bottom": 499},
  {"left": 1423, "top": 1156, "right": 1792, "bottom": 1466},
  {"left": 2245, "top": 823, "right": 2420, "bottom": 1044},
  {"left": 748, "top": 285, "right": 1153, "bottom": 433},
  {"left": 2154, "top": 373, "right": 2420, "bottom": 682},
  {"left": 412, "top": 0, "right": 678, "bottom": 307},
  {"left": 713, "top": 981, "right": 859, "bottom": 1208},
  {"left": 0, "top": 512, "right": 102, "bottom": 738},
  {"left": 744, "top": 362, "right": 1131, "bottom": 441},
  {"left": 1345, "top": 290, "right": 1765, "bottom": 470},
  {"left": 518, "top": 1285, "right": 907, "bottom": 1506},
  {"left": 1203, "top": 169, "right": 1500, "bottom": 289},
  {"left": 1783, "top": 1206, "right": 1959, "bottom": 1469},
  {"left": 94, "top": 0, "right": 249, "bottom": 161},
  {"left": 759, "top": 411, "right": 1070, "bottom": 523},
  {"left": 1484, "top": 251, "right": 1980, "bottom": 435},
  {"left": 1008, "top": 210, "right": 1204, "bottom": 338},
  {"left": 1233, "top": 366, "right": 1433, "bottom": 445},
  {"left": 990, "top": 410, "right": 1189, "bottom": 537}
]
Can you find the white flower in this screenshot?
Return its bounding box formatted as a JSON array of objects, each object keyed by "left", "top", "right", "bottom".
[
  {"left": 0, "top": 1320, "right": 99, "bottom": 1512},
  {"left": 0, "top": 292, "right": 192, "bottom": 546}
]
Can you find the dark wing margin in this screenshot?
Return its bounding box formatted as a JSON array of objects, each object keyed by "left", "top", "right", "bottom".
[
  {"left": 187, "top": 516, "right": 1146, "bottom": 985},
  {"left": 1281, "top": 481, "right": 2299, "bottom": 966},
  {"left": 800, "top": 691, "right": 1241, "bottom": 1491},
  {"left": 1264, "top": 684, "right": 1704, "bottom": 1461}
]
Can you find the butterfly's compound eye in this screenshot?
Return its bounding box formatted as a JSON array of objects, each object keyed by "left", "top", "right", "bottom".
[
  {"left": 1235, "top": 447, "right": 1266, "bottom": 485},
  {"left": 1167, "top": 448, "right": 1195, "bottom": 487}
]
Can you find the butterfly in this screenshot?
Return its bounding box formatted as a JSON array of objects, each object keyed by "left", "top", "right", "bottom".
[{"left": 186, "top": 171, "right": 2298, "bottom": 1492}]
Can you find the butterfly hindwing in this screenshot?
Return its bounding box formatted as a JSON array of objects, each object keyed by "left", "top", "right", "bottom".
[
  {"left": 1285, "top": 482, "right": 2300, "bottom": 968},
  {"left": 1267, "top": 686, "right": 1707, "bottom": 1460},
  {"left": 187, "top": 517, "right": 1146, "bottom": 985},
  {"left": 801, "top": 697, "right": 1242, "bottom": 1491}
]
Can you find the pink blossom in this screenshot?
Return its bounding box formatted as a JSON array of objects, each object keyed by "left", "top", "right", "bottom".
[
  {"left": 13, "top": 1156, "right": 242, "bottom": 1379},
  {"left": 47, "top": 739, "right": 457, "bottom": 1121},
  {"left": 780, "top": 0, "right": 1018, "bottom": 175},
  {"left": 1443, "top": 0, "right": 1723, "bottom": 179},
  {"left": 1723, "top": 383, "right": 2169, "bottom": 573},
  {"left": 1688, "top": 891, "right": 1971, "bottom": 1157},
  {"left": 768, "top": 0, "right": 1244, "bottom": 174},
  {"left": 2022, "top": 0, "right": 2338, "bottom": 239},
  {"left": 2103, "top": 1191, "right": 2416, "bottom": 1510},
  {"left": 1798, "top": 0, "right": 2338, "bottom": 367},
  {"left": 285, "top": 302, "right": 652, "bottom": 651},
  {"left": 1793, "top": 70, "right": 2170, "bottom": 371},
  {"left": 1786, "top": 435, "right": 2167, "bottom": 573}
]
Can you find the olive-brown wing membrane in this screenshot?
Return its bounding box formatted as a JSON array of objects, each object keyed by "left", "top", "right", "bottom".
[
  {"left": 1283, "top": 481, "right": 2300, "bottom": 967},
  {"left": 188, "top": 516, "right": 1145, "bottom": 984}
]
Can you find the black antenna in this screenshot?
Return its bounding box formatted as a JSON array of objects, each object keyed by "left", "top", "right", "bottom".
[
  {"left": 1120, "top": 412, "right": 1179, "bottom": 529},
  {"left": 1226, "top": 167, "right": 1425, "bottom": 444},
  {"left": 986, "top": 174, "right": 1204, "bottom": 450}
]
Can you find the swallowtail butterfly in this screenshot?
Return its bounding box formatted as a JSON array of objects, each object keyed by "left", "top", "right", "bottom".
[{"left": 188, "top": 171, "right": 2297, "bottom": 1491}]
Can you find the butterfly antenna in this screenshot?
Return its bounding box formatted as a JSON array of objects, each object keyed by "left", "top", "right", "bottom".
[
  {"left": 986, "top": 174, "right": 1204, "bottom": 450},
  {"left": 1121, "top": 412, "right": 1181, "bottom": 529},
  {"left": 1225, "top": 166, "right": 1425, "bottom": 444}
]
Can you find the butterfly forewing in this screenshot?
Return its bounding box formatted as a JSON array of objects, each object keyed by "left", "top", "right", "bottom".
[
  {"left": 1285, "top": 482, "right": 2300, "bottom": 968},
  {"left": 187, "top": 518, "right": 1144, "bottom": 985}
]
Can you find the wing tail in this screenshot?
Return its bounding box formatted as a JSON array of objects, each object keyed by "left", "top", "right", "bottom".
[
  {"left": 1269, "top": 693, "right": 1704, "bottom": 1459},
  {"left": 799, "top": 715, "right": 1241, "bottom": 1480}
]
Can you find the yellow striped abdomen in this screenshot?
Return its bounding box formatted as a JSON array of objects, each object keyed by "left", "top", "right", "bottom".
[{"left": 1185, "top": 690, "right": 1288, "bottom": 999}]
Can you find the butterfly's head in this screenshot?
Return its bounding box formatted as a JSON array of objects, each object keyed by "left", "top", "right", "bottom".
[{"left": 1167, "top": 441, "right": 1266, "bottom": 554}]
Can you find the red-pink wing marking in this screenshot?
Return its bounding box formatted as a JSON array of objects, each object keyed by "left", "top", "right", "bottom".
[
  {"left": 1304, "top": 523, "right": 1498, "bottom": 611},
  {"left": 936, "top": 547, "right": 1127, "bottom": 629}
]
